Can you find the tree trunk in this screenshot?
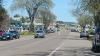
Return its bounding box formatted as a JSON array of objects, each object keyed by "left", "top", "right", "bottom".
[
  {"left": 29, "top": 8, "right": 38, "bottom": 32},
  {"left": 29, "top": 17, "right": 34, "bottom": 32}
]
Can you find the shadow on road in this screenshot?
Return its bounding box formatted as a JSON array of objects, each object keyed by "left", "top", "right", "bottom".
[
  {"left": 15, "top": 52, "right": 50, "bottom": 56},
  {"left": 13, "top": 48, "right": 100, "bottom": 56},
  {"left": 48, "top": 47, "right": 100, "bottom": 56}
]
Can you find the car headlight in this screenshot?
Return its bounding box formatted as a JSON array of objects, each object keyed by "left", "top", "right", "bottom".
[{"left": 7, "top": 36, "right": 10, "bottom": 37}]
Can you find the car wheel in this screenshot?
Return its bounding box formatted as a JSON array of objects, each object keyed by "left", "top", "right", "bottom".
[
  {"left": 92, "top": 43, "right": 99, "bottom": 53},
  {"left": 10, "top": 37, "right": 13, "bottom": 40},
  {"left": 41, "top": 36, "right": 45, "bottom": 38},
  {"left": 0, "top": 38, "right": 1, "bottom": 41},
  {"left": 80, "top": 36, "right": 82, "bottom": 38},
  {"left": 34, "top": 36, "right": 38, "bottom": 38},
  {"left": 15, "top": 36, "right": 19, "bottom": 39},
  {"left": 92, "top": 46, "right": 98, "bottom": 53},
  {"left": 14, "top": 36, "right": 18, "bottom": 39},
  {"left": 15, "top": 36, "right": 17, "bottom": 39},
  {"left": 5, "top": 38, "right": 8, "bottom": 41},
  {"left": 87, "top": 36, "right": 89, "bottom": 40},
  {"left": 17, "top": 36, "right": 20, "bottom": 39}
]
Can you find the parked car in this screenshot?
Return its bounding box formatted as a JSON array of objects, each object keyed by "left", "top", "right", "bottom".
[
  {"left": 48, "top": 30, "right": 55, "bottom": 33},
  {"left": 80, "top": 31, "right": 89, "bottom": 38},
  {"left": 92, "top": 27, "right": 100, "bottom": 52},
  {"left": 71, "top": 29, "right": 77, "bottom": 32},
  {"left": 47, "top": 28, "right": 56, "bottom": 33},
  {"left": 34, "top": 30, "right": 45, "bottom": 38},
  {"left": 9, "top": 30, "right": 20, "bottom": 39},
  {"left": 0, "top": 31, "right": 13, "bottom": 40},
  {"left": 0, "top": 30, "right": 5, "bottom": 37}
]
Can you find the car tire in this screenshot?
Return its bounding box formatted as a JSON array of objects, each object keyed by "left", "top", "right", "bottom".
[
  {"left": 86, "top": 36, "right": 89, "bottom": 40},
  {"left": 92, "top": 46, "right": 98, "bottom": 53},
  {"left": 92, "top": 42, "right": 100, "bottom": 53},
  {"left": 15, "top": 36, "right": 18, "bottom": 39},
  {"left": 0, "top": 38, "right": 1, "bottom": 41},
  {"left": 17, "top": 36, "right": 20, "bottom": 39},
  {"left": 80, "top": 36, "right": 82, "bottom": 38},
  {"left": 5, "top": 38, "right": 8, "bottom": 41},
  {"left": 10, "top": 37, "right": 13, "bottom": 40},
  {"left": 15, "top": 36, "right": 17, "bottom": 39},
  {"left": 34, "top": 36, "right": 38, "bottom": 38},
  {"left": 41, "top": 36, "right": 45, "bottom": 38}
]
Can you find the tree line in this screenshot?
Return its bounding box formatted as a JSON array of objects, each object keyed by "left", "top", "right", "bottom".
[
  {"left": 0, "top": 0, "right": 10, "bottom": 30},
  {"left": 0, "top": 0, "right": 56, "bottom": 31},
  {"left": 73, "top": 0, "right": 100, "bottom": 27}
]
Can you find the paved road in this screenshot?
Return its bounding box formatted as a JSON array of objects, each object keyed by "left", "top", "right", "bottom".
[{"left": 0, "top": 30, "right": 99, "bottom": 56}]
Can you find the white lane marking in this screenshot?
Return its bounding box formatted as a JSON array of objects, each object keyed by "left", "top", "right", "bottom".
[{"left": 47, "top": 42, "right": 65, "bottom": 56}]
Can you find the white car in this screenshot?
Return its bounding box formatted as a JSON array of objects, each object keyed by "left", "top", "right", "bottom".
[
  {"left": 80, "top": 31, "right": 89, "bottom": 38},
  {"left": 34, "top": 30, "right": 45, "bottom": 38}
]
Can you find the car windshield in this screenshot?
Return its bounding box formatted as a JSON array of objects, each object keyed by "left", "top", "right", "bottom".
[
  {"left": 3, "top": 33, "right": 10, "bottom": 36},
  {"left": 9, "top": 31, "right": 17, "bottom": 33},
  {"left": 36, "top": 31, "right": 43, "bottom": 33}
]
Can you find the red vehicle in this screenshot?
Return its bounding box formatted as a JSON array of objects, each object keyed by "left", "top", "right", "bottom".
[{"left": 0, "top": 30, "right": 5, "bottom": 36}]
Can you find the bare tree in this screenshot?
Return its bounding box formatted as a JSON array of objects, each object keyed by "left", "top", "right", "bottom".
[{"left": 11, "top": 0, "right": 54, "bottom": 32}]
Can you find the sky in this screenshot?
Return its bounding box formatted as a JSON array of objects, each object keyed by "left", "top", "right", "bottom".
[
  {"left": 53, "top": 0, "right": 77, "bottom": 22},
  {"left": 3, "top": 0, "right": 77, "bottom": 22}
]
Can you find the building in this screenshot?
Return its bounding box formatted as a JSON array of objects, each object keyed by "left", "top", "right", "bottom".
[{"left": 10, "top": 16, "right": 30, "bottom": 32}]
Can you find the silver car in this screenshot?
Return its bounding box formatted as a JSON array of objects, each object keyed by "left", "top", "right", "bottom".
[
  {"left": 80, "top": 31, "right": 89, "bottom": 38},
  {"left": 34, "top": 30, "right": 45, "bottom": 38}
]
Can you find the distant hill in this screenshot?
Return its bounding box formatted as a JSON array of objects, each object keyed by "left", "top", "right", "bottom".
[
  {"left": 57, "top": 21, "right": 76, "bottom": 24},
  {"left": 56, "top": 21, "right": 77, "bottom": 26},
  {"left": 64, "top": 22, "right": 77, "bottom": 27}
]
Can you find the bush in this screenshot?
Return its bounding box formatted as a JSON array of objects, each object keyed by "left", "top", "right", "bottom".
[
  {"left": 88, "top": 29, "right": 95, "bottom": 35},
  {"left": 88, "top": 35, "right": 94, "bottom": 41},
  {"left": 20, "top": 31, "right": 34, "bottom": 35}
]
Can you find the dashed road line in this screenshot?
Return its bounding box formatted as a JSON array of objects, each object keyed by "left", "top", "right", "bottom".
[{"left": 47, "top": 42, "right": 65, "bottom": 56}]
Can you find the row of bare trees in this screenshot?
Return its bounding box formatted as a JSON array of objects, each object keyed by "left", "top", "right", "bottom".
[
  {"left": 11, "top": 0, "right": 56, "bottom": 32},
  {"left": 73, "top": 0, "right": 100, "bottom": 27},
  {"left": 0, "top": 0, "right": 9, "bottom": 30}
]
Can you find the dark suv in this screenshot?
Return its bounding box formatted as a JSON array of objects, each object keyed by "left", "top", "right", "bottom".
[
  {"left": 92, "top": 27, "right": 100, "bottom": 52},
  {"left": 9, "top": 31, "right": 20, "bottom": 39},
  {"left": 1, "top": 31, "right": 13, "bottom": 40}
]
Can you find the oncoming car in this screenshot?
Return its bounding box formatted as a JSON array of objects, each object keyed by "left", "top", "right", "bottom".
[
  {"left": 34, "top": 30, "right": 45, "bottom": 38},
  {"left": 80, "top": 31, "right": 89, "bottom": 38}
]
